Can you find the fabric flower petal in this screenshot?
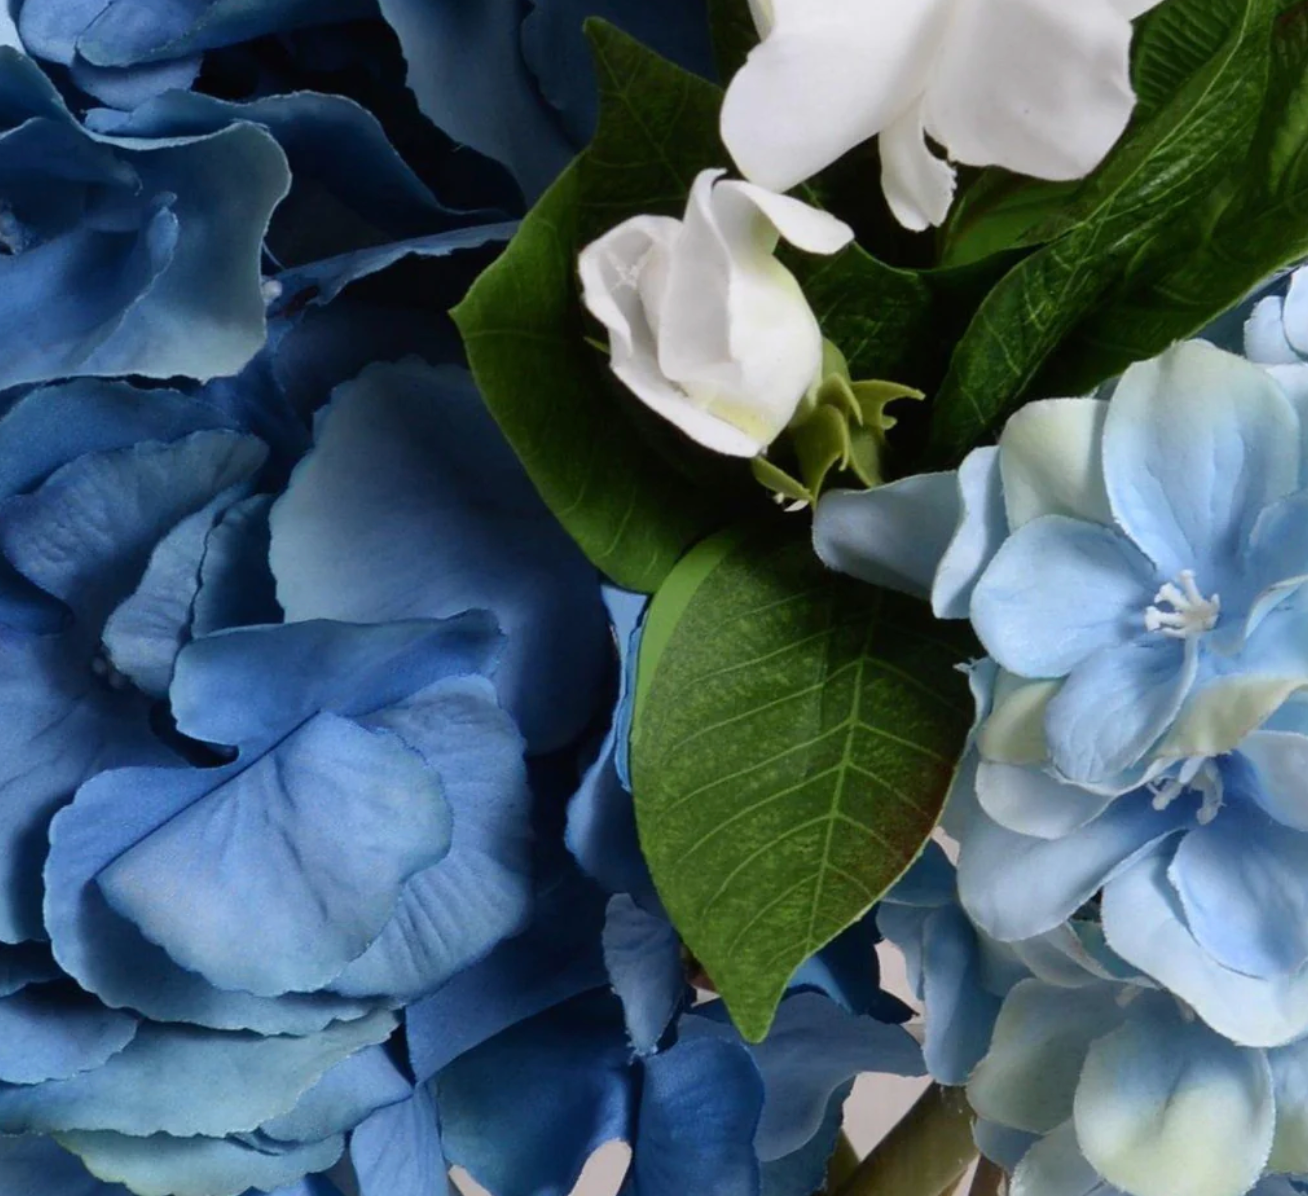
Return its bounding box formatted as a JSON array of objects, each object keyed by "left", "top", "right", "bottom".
[
  {"left": 1103, "top": 341, "right": 1300, "bottom": 582},
  {"left": 1074, "top": 996, "right": 1275, "bottom": 1196},
  {"left": 934, "top": 447, "right": 1007, "bottom": 619},
  {"left": 258, "top": 1046, "right": 411, "bottom": 1144},
  {"left": 879, "top": 97, "right": 957, "bottom": 232},
  {"left": 1009, "top": 1121, "right": 1114, "bottom": 1196},
  {"left": 919, "top": 905, "right": 1004, "bottom": 1085},
  {"left": 975, "top": 761, "right": 1114, "bottom": 840},
  {"left": 1102, "top": 846, "right": 1308, "bottom": 1047},
  {"left": 268, "top": 360, "right": 608, "bottom": 753},
  {"left": 1240, "top": 729, "right": 1308, "bottom": 831},
  {"left": 970, "top": 515, "right": 1156, "bottom": 678},
  {"left": 351, "top": 1083, "right": 450, "bottom": 1196},
  {"left": 0, "top": 985, "right": 138, "bottom": 1085},
  {"left": 925, "top": 0, "right": 1138, "bottom": 180},
  {"left": 602, "top": 896, "right": 686, "bottom": 1057},
  {"left": 999, "top": 399, "right": 1112, "bottom": 530}
]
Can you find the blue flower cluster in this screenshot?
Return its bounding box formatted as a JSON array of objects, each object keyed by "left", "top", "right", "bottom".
[
  {"left": 816, "top": 277, "right": 1308, "bottom": 1196},
  {"left": 0, "top": 3, "right": 925, "bottom": 1194}
]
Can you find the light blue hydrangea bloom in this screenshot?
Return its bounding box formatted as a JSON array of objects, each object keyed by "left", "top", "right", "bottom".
[{"left": 816, "top": 340, "right": 1308, "bottom": 794}]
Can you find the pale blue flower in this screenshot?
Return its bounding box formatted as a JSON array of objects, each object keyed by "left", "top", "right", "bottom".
[{"left": 816, "top": 341, "right": 1308, "bottom": 789}]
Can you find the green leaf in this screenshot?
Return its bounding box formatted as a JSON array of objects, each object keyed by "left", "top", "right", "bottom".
[
  {"left": 1036, "top": 0, "right": 1308, "bottom": 396},
  {"left": 926, "top": 0, "right": 1276, "bottom": 463},
  {"left": 631, "top": 525, "right": 974, "bottom": 1040},
  {"left": 707, "top": 0, "right": 758, "bottom": 82},
  {"left": 452, "top": 165, "right": 721, "bottom": 592}
]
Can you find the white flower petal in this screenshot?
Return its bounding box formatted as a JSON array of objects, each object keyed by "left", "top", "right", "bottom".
[
  {"left": 720, "top": 0, "right": 950, "bottom": 192},
  {"left": 880, "top": 98, "right": 957, "bottom": 232},
  {"left": 925, "top": 0, "right": 1138, "bottom": 181},
  {"left": 719, "top": 180, "right": 855, "bottom": 256}
]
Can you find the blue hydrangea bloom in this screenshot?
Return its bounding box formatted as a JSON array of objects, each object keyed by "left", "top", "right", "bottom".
[
  {"left": 817, "top": 340, "right": 1308, "bottom": 791},
  {"left": 881, "top": 844, "right": 1308, "bottom": 1196}
]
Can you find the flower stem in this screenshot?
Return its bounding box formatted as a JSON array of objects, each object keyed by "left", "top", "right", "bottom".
[
  {"left": 833, "top": 1084, "right": 977, "bottom": 1196},
  {"left": 967, "top": 1157, "right": 1007, "bottom": 1196},
  {"left": 825, "top": 1132, "right": 861, "bottom": 1190}
]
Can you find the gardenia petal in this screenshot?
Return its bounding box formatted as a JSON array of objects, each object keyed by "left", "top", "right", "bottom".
[
  {"left": 879, "top": 97, "right": 957, "bottom": 232},
  {"left": 924, "top": 0, "right": 1140, "bottom": 181},
  {"left": 1246, "top": 295, "right": 1300, "bottom": 365},
  {"left": 1074, "top": 996, "right": 1275, "bottom": 1196},
  {"left": 580, "top": 169, "right": 851, "bottom": 458},
  {"left": 720, "top": 0, "right": 950, "bottom": 194}
]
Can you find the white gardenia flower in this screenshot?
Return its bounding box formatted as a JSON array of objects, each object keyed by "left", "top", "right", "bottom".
[
  {"left": 578, "top": 168, "right": 853, "bottom": 458},
  {"left": 721, "top": 0, "right": 1164, "bottom": 231}
]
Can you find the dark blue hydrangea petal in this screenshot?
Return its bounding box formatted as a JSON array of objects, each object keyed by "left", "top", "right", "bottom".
[
  {"left": 94, "top": 713, "right": 451, "bottom": 998},
  {"left": 791, "top": 915, "right": 913, "bottom": 1024},
  {"left": 55, "top": 1128, "right": 345, "bottom": 1196},
  {"left": 602, "top": 895, "right": 687, "bottom": 1057},
  {"left": 0, "top": 631, "right": 166, "bottom": 944},
  {"left": 521, "top": 0, "right": 716, "bottom": 146},
  {"left": 331, "top": 676, "right": 534, "bottom": 1001},
  {"left": 405, "top": 858, "right": 609, "bottom": 1083},
  {"left": 70, "top": 54, "right": 201, "bottom": 110},
  {"left": 1, "top": 431, "right": 267, "bottom": 629},
  {"left": 74, "top": 0, "right": 376, "bottom": 66},
  {"left": 436, "top": 991, "right": 635, "bottom": 1196},
  {"left": 191, "top": 495, "right": 280, "bottom": 637},
  {"left": 258, "top": 1046, "right": 411, "bottom": 1144},
  {"left": 0, "top": 984, "right": 138, "bottom": 1084},
  {"left": 17, "top": 0, "right": 107, "bottom": 65},
  {"left": 759, "top": 1088, "right": 847, "bottom": 1196},
  {"left": 0, "top": 1010, "right": 395, "bottom": 1137},
  {"left": 350, "top": 1083, "right": 450, "bottom": 1196},
  {"left": 0, "top": 942, "right": 61, "bottom": 996},
  {"left": 921, "top": 906, "right": 1004, "bottom": 1086},
  {"left": 268, "top": 360, "right": 609, "bottom": 753},
  {"left": 376, "top": 0, "right": 575, "bottom": 203},
  {"left": 683, "top": 993, "right": 924, "bottom": 1163},
  {"left": 0, "top": 1132, "right": 132, "bottom": 1195},
  {"left": 624, "top": 1036, "right": 764, "bottom": 1196},
  {"left": 44, "top": 761, "right": 387, "bottom": 1035}
]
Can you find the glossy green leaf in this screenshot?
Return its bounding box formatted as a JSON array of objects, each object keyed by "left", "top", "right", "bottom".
[
  {"left": 707, "top": 0, "right": 758, "bottom": 82},
  {"left": 631, "top": 525, "right": 974, "bottom": 1040},
  {"left": 927, "top": 0, "right": 1276, "bottom": 462}
]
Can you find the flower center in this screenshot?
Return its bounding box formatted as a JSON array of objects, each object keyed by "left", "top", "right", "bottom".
[
  {"left": 1143, "top": 570, "right": 1220, "bottom": 640},
  {"left": 1149, "top": 755, "right": 1224, "bottom": 825}
]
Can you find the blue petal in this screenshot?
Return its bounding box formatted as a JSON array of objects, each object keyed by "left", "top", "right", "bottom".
[
  {"left": 967, "top": 980, "right": 1124, "bottom": 1134},
  {"left": 603, "top": 895, "right": 687, "bottom": 1057},
  {"left": 1074, "top": 994, "right": 1274, "bottom": 1196},
  {"left": 957, "top": 789, "right": 1190, "bottom": 942},
  {"left": 976, "top": 761, "right": 1114, "bottom": 840},
  {"left": 1102, "top": 846, "right": 1308, "bottom": 1047},
  {"left": 0, "top": 1010, "right": 395, "bottom": 1136},
  {"left": 521, "top": 0, "right": 714, "bottom": 148},
  {"left": 330, "top": 676, "right": 534, "bottom": 1001},
  {"left": 882, "top": 840, "right": 956, "bottom": 908},
  {"left": 268, "top": 360, "right": 609, "bottom": 752},
  {"left": 0, "top": 631, "right": 165, "bottom": 944},
  {"left": 970, "top": 516, "right": 1155, "bottom": 678},
  {"left": 350, "top": 1084, "right": 450, "bottom": 1196},
  {"left": 18, "top": 0, "right": 107, "bottom": 64},
  {"left": 933, "top": 447, "right": 1007, "bottom": 619},
  {"left": 1240, "top": 729, "right": 1308, "bottom": 831},
  {"left": 405, "top": 859, "right": 609, "bottom": 1083},
  {"left": 0, "top": 985, "right": 137, "bottom": 1084},
  {"left": 1245, "top": 295, "right": 1299, "bottom": 363},
  {"left": 55, "top": 1130, "right": 344, "bottom": 1196},
  {"left": 1102, "top": 341, "right": 1300, "bottom": 583},
  {"left": 920, "top": 906, "right": 1003, "bottom": 1085},
  {"left": 376, "top": 0, "right": 574, "bottom": 202},
  {"left": 259, "top": 1046, "right": 411, "bottom": 1144},
  {"left": 75, "top": 0, "right": 374, "bottom": 64},
  {"left": 1169, "top": 799, "right": 1308, "bottom": 978},
  {"left": 759, "top": 1089, "right": 844, "bottom": 1196},
  {"left": 170, "top": 616, "right": 502, "bottom": 748},
  {"left": 70, "top": 55, "right": 201, "bottom": 111},
  {"left": 1238, "top": 487, "right": 1308, "bottom": 638},
  {"left": 191, "top": 495, "right": 279, "bottom": 637},
  {"left": 792, "top": 913, "right": 913, "bottom": 1024},
  {"left": 44, "top": 766, "right": 385, "bottom": 1035},
  {"left": 626, "top": 1037, "right": 763, "bottom": 1196},
  {"left": 0, "top": 942, "right": 61, "bottom": 996},
  {"left": 436, "top": 991, "right": 634, "bottom": 1196},
  {"left": 80, "top": 122, "right": 290, "bottom": 383},
  {"left": 683, "top": 993, "right": 923, "bottom": 1162},
  {"left": 0, "top": 1133, "right": 131, "bottom": 1196},
  {"left": 101, "top": 479, "right": 260, "bottom": 697},
  {"left": 1, "top": 430, "right": 266, "bottom": 629},
  {"left": 1008, "top": 1121, "right": 1113, "bottom": 1196},
  {"left": 813, "top": 474, "right": 960, "bottom": 603},
  {"left": 0, "top": 379, "right": 235, "bottom": 501},
  {"left": 1045, "top": 636, "right": 1196, "bottom": 783},
  {"left": 95, "top": 713, "right": 450, "bottom": 998}
]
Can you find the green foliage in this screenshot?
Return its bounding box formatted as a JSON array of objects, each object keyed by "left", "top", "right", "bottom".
[
  {"left": 927, "top": 0, "right": 1278, "bottom": 462},
  {"left": 707, "top": 0, "right": 758, "bottom": 82},
  {"left": 630, "top": 526, "right": 974, "bottom": 1040}
]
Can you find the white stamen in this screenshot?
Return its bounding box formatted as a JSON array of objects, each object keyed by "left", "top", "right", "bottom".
[
  {"left": 260, "top": 278, "right": 284, "bottom": 304},
  {"left": 1144, "top": 569, "right": 1220, "bottom": 639},
  {"left": 1148, "top": 756, "right": 1224, "bottom": 824}
]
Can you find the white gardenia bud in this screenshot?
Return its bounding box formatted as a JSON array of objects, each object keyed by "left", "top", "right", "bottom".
[
  {"left": 720, "top": 0, "right": 1164, "bottom": 232},
  {"left": 578, "top": 168, "right": 853, "bottom": 458}
]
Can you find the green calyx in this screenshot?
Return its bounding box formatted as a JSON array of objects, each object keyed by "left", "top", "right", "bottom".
[{"left": 751, "top": 342, "right": 922, "bottom": 509}]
